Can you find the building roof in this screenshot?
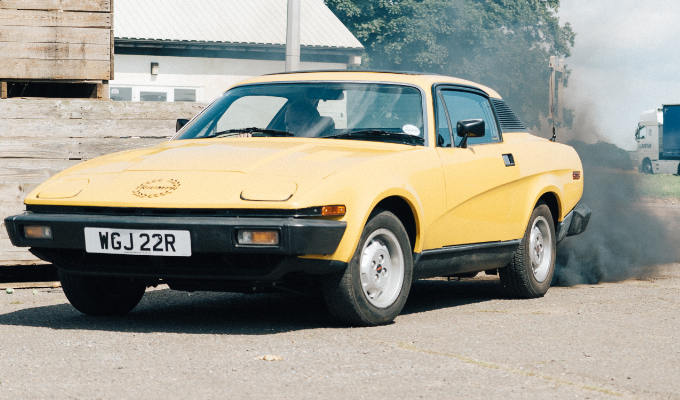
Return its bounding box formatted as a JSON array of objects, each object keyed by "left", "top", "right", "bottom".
[{"left": 114, "top": 0, "right": 364, "bottom": 50}]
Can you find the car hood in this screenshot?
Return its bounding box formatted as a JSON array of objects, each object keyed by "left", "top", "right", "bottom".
[{"left": 26, "top": 138, "right": 413, "bottom": 208}]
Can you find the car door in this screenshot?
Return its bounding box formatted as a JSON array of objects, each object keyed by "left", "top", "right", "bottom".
[{"left": 427, "top": 86, "right": 521, "bottom": 249}]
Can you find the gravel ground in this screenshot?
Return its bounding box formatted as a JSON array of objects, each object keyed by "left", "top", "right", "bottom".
[{"left": 0, "top": 265, "right": 678, "bottom": 400}]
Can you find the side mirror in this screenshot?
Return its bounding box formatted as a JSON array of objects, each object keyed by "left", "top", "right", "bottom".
[
  {"left": 456, "top": 119, "right": 485, "bottom": 148},
  {"left": 176, "top": 118, "right": 190, "bottom": 132}
]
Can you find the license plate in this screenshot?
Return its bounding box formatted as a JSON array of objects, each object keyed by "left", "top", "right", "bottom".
[{"left": 84, "top": 227, "right": 191, "bottom": 257}]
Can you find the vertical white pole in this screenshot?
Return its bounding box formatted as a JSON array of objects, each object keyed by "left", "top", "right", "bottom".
[{"left": 285, "top": 0, "right": 301, "bottom": 72}]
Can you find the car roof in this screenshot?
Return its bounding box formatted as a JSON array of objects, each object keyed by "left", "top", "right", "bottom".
[{"left": 235, "top": 70, "right": 503, "bottom": 99}]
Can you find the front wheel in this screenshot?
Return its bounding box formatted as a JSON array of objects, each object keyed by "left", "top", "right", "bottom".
[
  {"left": 499, "top": 203, "right": 556, "bottom": 298},
  {"left": 641, "top": 159, "right": 654, "bottom": 174},
  {"left": 322, "top": 210, "right": 413, "bottom": 326},
  {"left": 59, "top": 269, "right": 147, "bottom": 316}
]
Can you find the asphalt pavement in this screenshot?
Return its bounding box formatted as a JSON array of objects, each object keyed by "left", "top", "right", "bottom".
[{"left": 0, "top": 265, "right": 678, "bottom": 399}]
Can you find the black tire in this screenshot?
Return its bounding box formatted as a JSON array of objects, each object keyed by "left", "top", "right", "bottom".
[
  {"left": 322, "top": 210, "right": 413, "bottom": 326},
  {"left": 499, "top": 203, "right": 556, "bottom": 298},
  {"left": 676, "top": 162, "right": 680, "bottom": 176},
  {"left": 642, "top": 159, "right": 654, "bottom": 174},
  {"left": 58, "top": 269, "right": 147, "bottom": 316}
]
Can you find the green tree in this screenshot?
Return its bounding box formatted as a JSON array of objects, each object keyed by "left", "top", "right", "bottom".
[{"left": 325, "top": 0, "right": 574, "bottom": 128}]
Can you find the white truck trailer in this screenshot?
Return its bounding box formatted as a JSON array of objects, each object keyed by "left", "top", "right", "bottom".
[{"left": 635, "top": 105, "right": 680, "bottom": 175}]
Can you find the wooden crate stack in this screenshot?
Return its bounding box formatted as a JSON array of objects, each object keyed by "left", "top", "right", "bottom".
[{"left": 0, "top": 0, "right": 113, "bottom": 99}]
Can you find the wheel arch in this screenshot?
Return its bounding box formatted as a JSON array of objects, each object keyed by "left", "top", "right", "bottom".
[
  {"left": 520, "top": 186, "right": 563, "bottom": 234},
  {"left": 536, "top": 191, "right": 560, "bottom": 228},
  {"left": 371, "top": 195, "right": 420, "bottom": 253}
]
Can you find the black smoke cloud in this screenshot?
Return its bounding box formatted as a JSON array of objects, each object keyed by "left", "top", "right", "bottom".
[{"left": 552, "top": 120, "right": 679, "bottom": 285}]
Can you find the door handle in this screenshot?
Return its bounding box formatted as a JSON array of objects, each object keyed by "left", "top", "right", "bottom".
[{"left": 502, "top": 153, "right": 515, "bottom": 167}]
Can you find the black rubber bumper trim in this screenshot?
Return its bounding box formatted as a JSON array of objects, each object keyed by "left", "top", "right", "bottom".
[
  {"left": 30, "top": 248, "right": 348, "bottom": 281},
  {"left": 4, "top": 212, "right": 346, "bottom": 256},
  {"left": 556, "top": 203, "right": 591, "bottom": 242}
]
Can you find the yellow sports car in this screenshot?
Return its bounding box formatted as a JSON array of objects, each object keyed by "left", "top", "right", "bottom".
[{"left": 5, "top": 71, "right": 590, "bottom": 325}]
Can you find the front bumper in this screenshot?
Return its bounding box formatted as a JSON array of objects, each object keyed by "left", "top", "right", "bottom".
[
  {"left": 4, "top": 210, "right": 347, "bottom": 280},
  {"left": 556, "top": 203, "right": 592, "bottom": 242}
]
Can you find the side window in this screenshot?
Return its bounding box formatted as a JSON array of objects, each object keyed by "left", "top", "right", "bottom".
[
  {"left": 435, "top": 93, "right": 453, "bottom": 147},
  {"left": 440, "top": 90, "right": 500, "bottom": 146}
]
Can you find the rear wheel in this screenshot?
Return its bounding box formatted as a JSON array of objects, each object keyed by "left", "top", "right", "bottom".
[
  {"left": 59, "top": 269, "right": 147, "bottom": 316},
  {"left": 322, "top": 210, "right": 413, "bottom": 326},
  {"left": 499, "top": 203, "right": 556, "bottom": 298}
]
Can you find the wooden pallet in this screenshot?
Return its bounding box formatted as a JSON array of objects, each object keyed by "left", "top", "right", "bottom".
[
  {"left": 0, "top": 0, "right": 113, "bottom": 93},
  {"left": 0, "top": 79, "right": 109, "bottom": 99}
]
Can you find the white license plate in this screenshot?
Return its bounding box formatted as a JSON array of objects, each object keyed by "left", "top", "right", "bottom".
[{"left": 84, "top": 227, "right": 191, "bottom": 257}]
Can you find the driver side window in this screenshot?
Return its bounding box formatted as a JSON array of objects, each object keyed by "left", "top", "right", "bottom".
[{"left": 437, "top": 90, "right": 500, "bottom": 147}]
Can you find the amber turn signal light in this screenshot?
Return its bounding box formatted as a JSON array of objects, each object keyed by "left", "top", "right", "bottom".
[
  {"left": 321, "top": 205, "right": 346, "bottom": 217},
  {"left": 237, "top": 230, "right": 280, "bottom": 246},
  {"left": 23, "top": 225, "right": 53, "bottom": 239}
]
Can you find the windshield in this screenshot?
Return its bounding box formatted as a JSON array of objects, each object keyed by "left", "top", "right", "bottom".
[{"left": 175, "top": 82, "right": 425, "bottom": 145}]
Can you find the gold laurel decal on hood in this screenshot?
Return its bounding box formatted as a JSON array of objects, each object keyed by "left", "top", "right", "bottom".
[{"left": 132, "top": 178, "right": 181, "bottom": 198}]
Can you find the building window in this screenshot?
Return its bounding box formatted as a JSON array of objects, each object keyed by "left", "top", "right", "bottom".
[
  {"left": 140, "top": 91, "right": 168, "bottom": 102},
  {"left": 174, "top": 88, "right": 196, "bottom": 102},
  {"left": 110, "top": 87, "right": 132, "bottom": 101}
]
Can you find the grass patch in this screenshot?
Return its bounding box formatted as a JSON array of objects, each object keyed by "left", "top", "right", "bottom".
[{"left": 637, "top": 174, "right": 680, "bottom": 199}]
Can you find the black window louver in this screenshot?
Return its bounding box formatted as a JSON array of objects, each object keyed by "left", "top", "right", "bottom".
[{"left": 490, "top": 99, "right": 527, "bottom": 132}]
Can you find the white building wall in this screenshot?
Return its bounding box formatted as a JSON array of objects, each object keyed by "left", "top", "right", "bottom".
[{"left": 110, "top": 54, "right": 347, "bottom": 103}]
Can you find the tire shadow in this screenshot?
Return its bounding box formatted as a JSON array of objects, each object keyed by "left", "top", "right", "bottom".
[{"left": 0, "top": 278, "right": 503, "bottom": 334}]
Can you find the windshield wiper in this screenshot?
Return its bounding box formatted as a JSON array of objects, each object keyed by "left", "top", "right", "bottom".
[
  {"left": 324, "top": 130, "right": 424, "bottom": 145},
  {"left": 207, "top": 127, "right": 293, "bottom": 138}
]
